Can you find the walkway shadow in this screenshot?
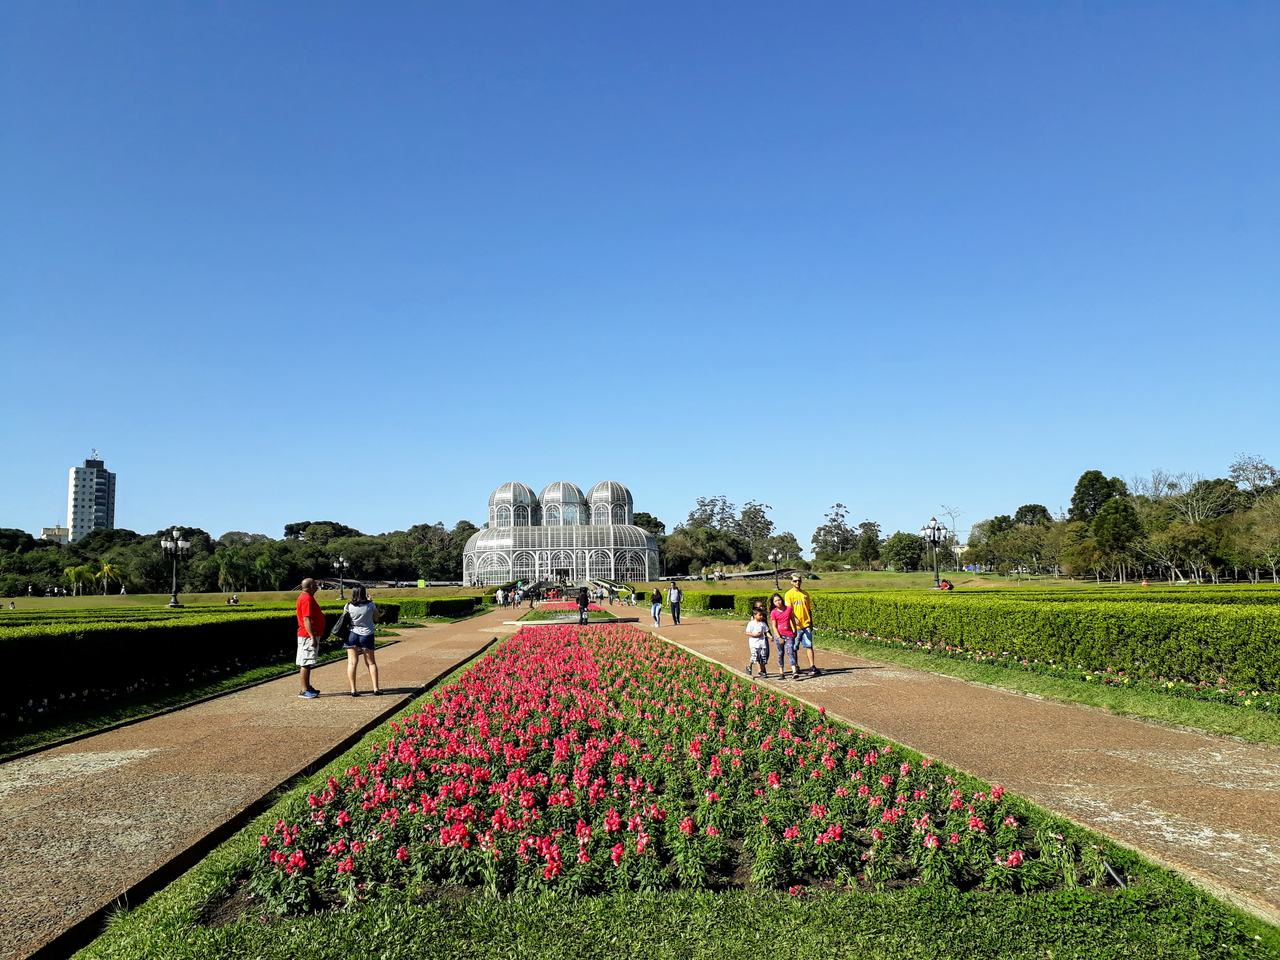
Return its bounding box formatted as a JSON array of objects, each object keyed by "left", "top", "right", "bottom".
[{"left": 802, "top": 665, "right": 884, "bottom": 678}]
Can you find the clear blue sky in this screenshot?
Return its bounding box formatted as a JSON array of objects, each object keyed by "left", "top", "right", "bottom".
[{"left": 2, "top": 3, "right": 1277, "bottom": 550}]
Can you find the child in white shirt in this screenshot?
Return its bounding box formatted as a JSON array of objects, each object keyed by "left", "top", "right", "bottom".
[{"left": 745, "top": 608, "right": 770, "bottom": 678}]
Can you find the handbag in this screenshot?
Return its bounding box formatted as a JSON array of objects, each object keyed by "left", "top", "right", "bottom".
[{"left": 329, "top": 609, "right": 353, "bottom": 643}]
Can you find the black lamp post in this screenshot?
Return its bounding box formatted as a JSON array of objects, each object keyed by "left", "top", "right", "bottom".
[
  {"left": 919, "top": 517, "right": 949, "bottom": 588},
  {"left": 768, "top": 549, "right": 782, "bottom": 589},
  {"left": 333, "top": 555, "right": 348, "bottom": 600},
  {"left": 161, "top": 528, "right": 191, "bottom": 607}
]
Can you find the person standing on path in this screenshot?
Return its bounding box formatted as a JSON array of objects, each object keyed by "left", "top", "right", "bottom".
[
  {"left": 650, "top": 586, "right": 663, "bottom": 627},
  {"left": 295, "top": 578, "right": 325, "bottom": 699},
  {"left": 768, "top": 591, "right": 800, "bottom": 680},
  {"left": 667, "top": 581, "right": 683, "bottom": 625},
  {"left": 784, "top": 574, "right": 819, "bottom": 676},
  {"left": 343, "top": 583, "right": 381, "bottom": 696},
  {"left": 577, "top": 587, "right": 590, "bottom": 625}
]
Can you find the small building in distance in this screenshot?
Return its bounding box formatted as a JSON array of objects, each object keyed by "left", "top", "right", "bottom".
[
  {"left": 67, "top": 454, "right": 116, "bottom": 543},
  {"left": 462, "top": 480, "right": 660, "bottom": 586},
  {"left": 40, "top": 525, "right": 70, "bottom": 545}
]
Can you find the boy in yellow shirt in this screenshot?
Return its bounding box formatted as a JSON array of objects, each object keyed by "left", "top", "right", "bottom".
[{"left": 784, "top": 574, "right": 819, "bottom": 677}]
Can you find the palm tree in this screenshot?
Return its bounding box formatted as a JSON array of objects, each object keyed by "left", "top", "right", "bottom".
[
  {"left": 99, "top": 562, "right": 121, "bottom": 595},
  {"left": 216, "top": 549, "right": 248, "bottom": 594},
  {"left": 64, "top": 564, "right": 95, "bottom": 596},
  {"left": 254, "top": 550, "right": 288, "bottom": 591}
]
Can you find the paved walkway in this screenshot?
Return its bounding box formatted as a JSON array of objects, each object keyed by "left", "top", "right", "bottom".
[
  {"left": 653, "top": 612, "right": 1280, "bottom": 925},
  {"left": 0, "top": 607, "right": 512, "bottom": 960}
]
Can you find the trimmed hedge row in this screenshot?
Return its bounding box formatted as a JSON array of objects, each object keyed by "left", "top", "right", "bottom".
[
  {"left": 817, "top": 594, "right": 1279, "bottom": 691},
  {"left": 391, "top": 596, "right": 482, "bottom": 619},
  {"left": 0, "top": 602, "right": 400, "bottom": 725},
  {"left": 961, "top": 589, "right": 1280, "bottom": 606}
]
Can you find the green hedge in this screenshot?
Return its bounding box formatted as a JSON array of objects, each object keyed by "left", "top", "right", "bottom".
[
  {"left": 392, "top": 596, "right": 481, "bottom": 619},
  {"left": 0, "top": 602, "right": 400, "bottom": 726},
  {"left": 810, "top": 593, "right": 1280, "bottom": 691}
]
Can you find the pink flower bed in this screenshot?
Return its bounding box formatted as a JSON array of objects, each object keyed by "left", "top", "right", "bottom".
[
  {"left": 539, "top": 601, "right": 605, "bottom": 612},
  {"left": 251, "top": 624, "right": 1094, "bottom": 914}
]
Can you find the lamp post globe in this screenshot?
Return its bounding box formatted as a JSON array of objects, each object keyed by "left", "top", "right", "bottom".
[
  {"left": 918, "top": 517, "right": 949, "bottom": 588},
  {"left": 161, "top": 527, "right": 191, "bottom": 607},
  {"left": 768, "top": 549, "right": 781, "bottom": 589},
  {"left": 333, "top": 556, "right": 347, "bottom": 600}
]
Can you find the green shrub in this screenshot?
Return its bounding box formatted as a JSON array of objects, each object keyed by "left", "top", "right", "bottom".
[
  {"left": 811, "top": 593, "right": 1280, "bottom": 690},
  {"left": 393, "top": 596, "right": 479, "bottom": 619},
  {"left": 0, "top": 602, "right": 399, "bottom": 725}
]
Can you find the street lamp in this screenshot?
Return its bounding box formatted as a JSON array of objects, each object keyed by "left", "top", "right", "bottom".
[
  {"left": 333, "top": 556, "right": 348, "bottom": 600},
  {"left": 919, "top": 517, "right": 949, "bottom": 588},
  {"left": 768, "top": 549, "right": 782, "bottom": 589},
  {"left": 160, "top": 527, "right": 191, "bottom": 607}
]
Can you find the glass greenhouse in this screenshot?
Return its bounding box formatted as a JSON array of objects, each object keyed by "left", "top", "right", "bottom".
[{"left": 462, "top": 480, "right": 660, "bottom": 585}]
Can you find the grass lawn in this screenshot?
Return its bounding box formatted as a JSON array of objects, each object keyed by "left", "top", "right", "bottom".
[
  {"left": 635, "top": 571, "right": 1194, "bottom": 594},
  {"left": 74, "top": 634, "right": 1278, "bottom": 960}
]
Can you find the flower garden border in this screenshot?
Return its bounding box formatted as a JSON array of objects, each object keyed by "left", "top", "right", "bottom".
[
  {"left": 67, "top": 626, "right": 1280, "bottom": 960},
  {"left": 33, "top": 636, "right": 500, "bottom": 960}
]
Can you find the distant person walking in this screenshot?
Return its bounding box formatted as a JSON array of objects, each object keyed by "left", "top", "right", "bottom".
[
  {"left": 650, "top": 586, "right": 662, "bottom": 627},
  {"left": 667, "top": 581, "right": 683, "bottom": 625},
  {"left": 577, "top": 587, "right": 590, "bottom": 625},
  {"left": 495, "top": 587, "right": 505, "bottom": 608},
  {"left": 342, "top": 584, "right": 381, "bottom": 696},
  {"left": 295, "top": 578, "right": 325, "bottom": 699},
  {"left": 784, "top": 574, "right": 819, "bottom": 677}
]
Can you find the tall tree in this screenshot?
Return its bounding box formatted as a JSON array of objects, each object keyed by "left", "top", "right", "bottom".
[
  {"left": 632, "top": 512, "right": 666, "bottom": 537},
  {"left": 810, "top": 503, "right": 857, "bottom": 558},
  {"left": 734, "top": 500, "right": 775, "bottom": 547},
  {"left": 881, "top": 532, "right": 925, "bottom": 572},
  {"left": 856, "top": 520, "right": 881, "bottom": 569},
  {"left": 1014, "top": 504, "right": 1052, "bottom": 527},
  {"left": 685, "top": 496, "right": 737, "bottom": 530},
  {"left": 1229, "top": 453, "right": 1279, "bottom": 499},
  {"left": 1068, "top": 470, "right": 1128, "bottom": 523}
]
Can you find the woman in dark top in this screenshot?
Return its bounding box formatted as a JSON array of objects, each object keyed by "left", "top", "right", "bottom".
[
  {"left": 576, "top": 587, "right": 590, "bottom": 625},
  {"left": 650, "top": 586, "right": 662, "bottom": 628}
]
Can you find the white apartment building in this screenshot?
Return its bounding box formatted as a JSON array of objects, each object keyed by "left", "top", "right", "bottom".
[{"left": 67, "top": 456, "right": 116, "bottom": 543}]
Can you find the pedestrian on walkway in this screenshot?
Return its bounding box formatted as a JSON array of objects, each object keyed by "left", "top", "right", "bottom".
[
  {"left": 495, "top": 587, "right": 505, "bottom": 608},
  {"left": 745, "top": 607, "right": 770, "bottom": 678},
  {"left": 667, "top": 581, "right": 683, "bottom": 625},
  {"left": 650, "top": 586, "right": 662, "bottom": 627},
  {"left": 343, "top": 584, "right": 381, "bottom": 696},
  {"left": 577, "top": 587, "right": 590, "bottom": 625},
  {"left": 784, "top": 574, "right": 819, "bottom": 676},
  {"left": 768, "top": 592, "right": 800, "bottom": 680},
  {"left": 295, "top": 578, "right": 325, "bottom": 699}
]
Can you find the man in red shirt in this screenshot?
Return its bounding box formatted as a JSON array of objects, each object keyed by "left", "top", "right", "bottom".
[{"left": 296, "top": 578, "right": 325, "bottom": 699}]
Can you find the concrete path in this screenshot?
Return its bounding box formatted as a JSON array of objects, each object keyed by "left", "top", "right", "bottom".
[
  {"left": 654, "top": 612, "right": 1280, "bottom": 926},
  {"left": 0, "top": 607, "right": 511, "bottom": 960}
]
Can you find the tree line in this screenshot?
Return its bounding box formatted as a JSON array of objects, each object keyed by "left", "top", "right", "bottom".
[
  {"left": 0, "top": 519, "right": 479, "bottom": 597},
  {"left": 964, "top": 454, "right": 1280, "bottom": 582},
  {"left": 799, "top": 454, "right": 1280, "bottom": 581}
]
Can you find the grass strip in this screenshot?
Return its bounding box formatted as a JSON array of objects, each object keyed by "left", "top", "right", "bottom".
[
  {"left": 818, "top": 630, "right": 1280, "bottom": 747},
  {"left": 73, "top": 632, "right": 1277, "bottom": 960}
]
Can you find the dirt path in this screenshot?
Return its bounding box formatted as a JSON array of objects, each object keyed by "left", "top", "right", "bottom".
[
  {"left": 654, "top": 612, "right": 1280, "bottom": 925},
  {"left": 0, "top": 607, "right": 512, "bottom": 960}
]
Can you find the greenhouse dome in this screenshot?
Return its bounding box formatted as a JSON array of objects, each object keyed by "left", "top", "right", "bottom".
[{"left": 464, "top": 479, "right": 658, "bottom": 585}]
